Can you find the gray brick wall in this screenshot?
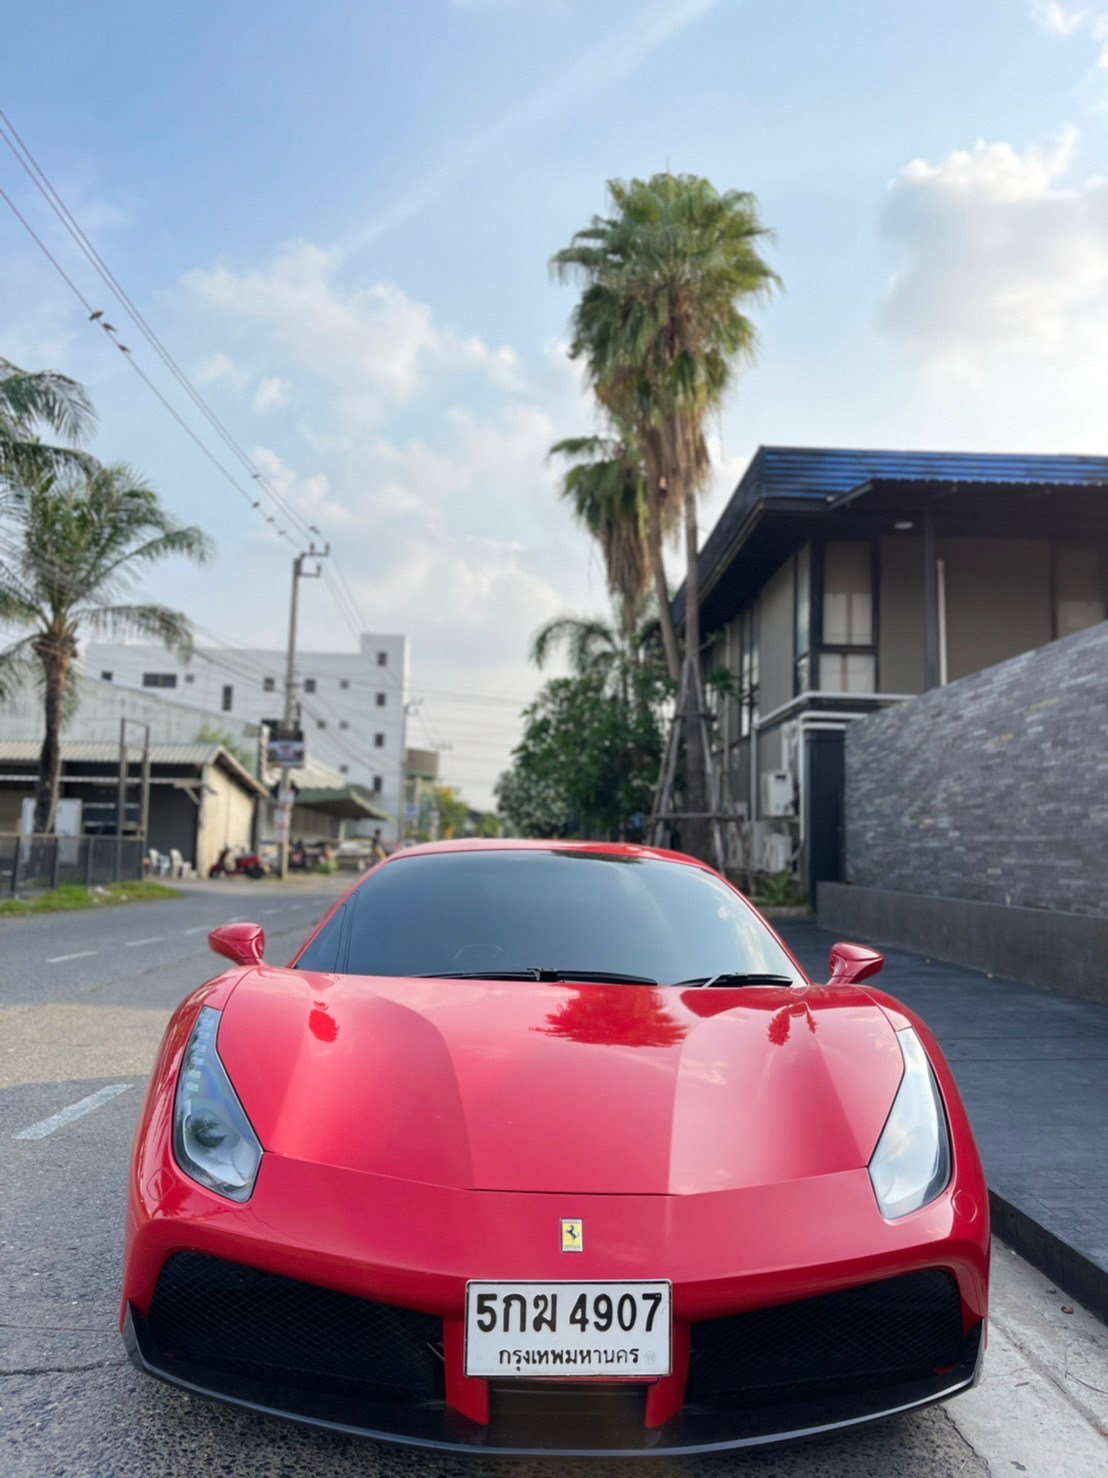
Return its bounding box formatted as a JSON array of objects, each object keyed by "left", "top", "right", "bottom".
[{"left": 844, "top": 622, "right": 1108, "bottom": 917}]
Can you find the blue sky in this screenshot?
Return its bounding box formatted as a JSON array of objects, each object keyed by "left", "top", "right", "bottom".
[{"left": 2, "top": 0, "right": 1107, "bottom": 802}]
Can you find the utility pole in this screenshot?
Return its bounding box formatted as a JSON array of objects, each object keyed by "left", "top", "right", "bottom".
[{"left": 277, "top": 543, "right": 329, "bottom": 879}]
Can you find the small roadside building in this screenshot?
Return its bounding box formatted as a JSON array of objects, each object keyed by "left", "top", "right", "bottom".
[
  {"left": 0, "top": 740, "right": 267, "bottom": 877},
  {"left": 679, "top": 447, "right": 1108, "bottom": 898}
]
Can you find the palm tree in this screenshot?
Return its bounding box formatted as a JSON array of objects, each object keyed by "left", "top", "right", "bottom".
[
  {"left": 0, "top": 460, "right": 212, "bottom": 831},
  {"left": 552, "top": 173, "right": 779, "bottom": 860},
  {"left": 531, "top": 607, "right": 663, "bottom": 695},
  {"left": 548, "top": 434, "right": 649, "bottom": 640},
  {"left": 0, "top": 355, "right": 95, "bottom": 492}
]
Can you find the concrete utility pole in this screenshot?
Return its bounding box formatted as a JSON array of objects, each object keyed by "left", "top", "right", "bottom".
[{"left": 278, "top": 544, "right": 329, "bottom": 879}]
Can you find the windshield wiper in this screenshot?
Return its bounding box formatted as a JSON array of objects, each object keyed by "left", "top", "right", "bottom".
[
  {"left": 418, "top": 967, "right": 658, "bottom": 985},
  {"left": 670, "top": 972, "right": 796, "bottom": 989}
]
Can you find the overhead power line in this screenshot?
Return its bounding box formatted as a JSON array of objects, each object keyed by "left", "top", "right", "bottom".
[{"left": 0, "top": 108, "right": 317, "bottom": 550}]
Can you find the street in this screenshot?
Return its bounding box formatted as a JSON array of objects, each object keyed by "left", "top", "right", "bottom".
[{"left": 1, "top": 882, "right": 1105, "bottom": 1477}]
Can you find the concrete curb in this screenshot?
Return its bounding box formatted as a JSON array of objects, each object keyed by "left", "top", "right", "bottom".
[{"left": 989, "top": 1190, "right": 1108, "bottom": 1327}]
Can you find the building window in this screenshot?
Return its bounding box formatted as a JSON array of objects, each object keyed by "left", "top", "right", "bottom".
[
  {"left": 339, "top": 678, "right": 350, "bottom": 690},
  {"left": 374, "top": 732, "right": 385, "bottom": 748},
  {"left": 737, "top": 606, "right": 758, "bottom": 738},
  {"left": 1055, "top": 546, "right": 1106, "bottom": 638},
  {"left": 304, "top": 677, "right": 316, "bottom": 694},
  {"left": 263, "top": 676, "right": 275, "bottom": 693},
  {"left": 822, "top": 541, "right": 873, "bottom": 646},
  {"left": 339, "top": 719, "right": 349, "bottom": 731},
  {"left": 339, "top": 764, "right": 349, "bottom": 775},
  {"left": 317, "top": 719, "right": 327, "bottom": 730},
  {"left": 100, "top": 671, "right": 113, "bottom": 682},
  {"left": 376, "top": 652, "right": 388, "bottom": 667},
  {"left": 376, "top": 691, "right": 387, "bottom": 707},
  {"left": 142, "top": 672, "right": 177, "bottom": 689},
  {"left": 184, "top": 673, "right": 195, "bottom": 684},
  {"left": 817, "top": 651, "right": 876, "bottom": 694},
  {"left": 794, "top": 544, "right": 811, "bottom": 695},
  {"left": 372, "top": 775, "right": 383, "bottom": 794},
  {"left": 221, "top": 685, "right": 233, "bottom": 711}
]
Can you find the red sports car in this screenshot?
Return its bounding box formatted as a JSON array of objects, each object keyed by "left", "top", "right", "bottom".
[{"left": 121, "top": 840, "right": 989, "bottom": 1456}]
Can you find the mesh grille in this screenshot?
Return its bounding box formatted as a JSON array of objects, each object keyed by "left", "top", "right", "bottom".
[
  {"left": 147, "top": 1253, "right": 443, "bottom": 1401},
  {"left": 687, "top": 1269, "right": 964, "bottom": 1404}
]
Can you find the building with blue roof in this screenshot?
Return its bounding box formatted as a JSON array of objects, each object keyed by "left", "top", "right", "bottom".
[{"left": 677, "top": 446, "right": 1108, "bottom": 896}]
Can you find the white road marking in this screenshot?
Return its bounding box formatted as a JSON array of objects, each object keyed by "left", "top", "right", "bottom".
[
  {"left": 14, "top": 1083, "right": 133, "bottom": 1141},
  {"left": 125, "top": 936, "right": 164, "bottom": 947},
  {"left": 44, "top": 950, "right": 97, "bottom": 964},
  {"left": 182, "top": 925, "right": 208, "bottom": 935}
]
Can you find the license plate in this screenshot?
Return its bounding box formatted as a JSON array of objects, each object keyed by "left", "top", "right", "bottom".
[{"left": 464, "top": 1280, "right": 671, "bottom": 1378}]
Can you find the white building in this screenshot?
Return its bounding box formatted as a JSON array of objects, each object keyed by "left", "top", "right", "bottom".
[{"left": 85, "top": 633, "right": 409, "bottom": 842}]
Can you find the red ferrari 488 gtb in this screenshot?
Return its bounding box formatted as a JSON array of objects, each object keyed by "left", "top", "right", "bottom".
[{"left": 121, "top": 840, "right": 988, "bottom": 1456}]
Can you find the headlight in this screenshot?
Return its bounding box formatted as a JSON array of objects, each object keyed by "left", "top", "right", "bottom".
[
  {"left": 173, "top": 1006, "right": 262, "bottom": 1202},
  {"left": 868, "top": 1027, "right": 951, "bottom": 1219}
]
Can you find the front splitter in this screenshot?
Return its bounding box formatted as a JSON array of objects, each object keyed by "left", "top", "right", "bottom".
[{"left": 123, "top": 1304, "right": 983, "bottom": 1458}]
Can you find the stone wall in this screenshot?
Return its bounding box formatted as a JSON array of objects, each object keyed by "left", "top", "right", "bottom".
[{"left": 844, "top": 621, "right": 1108, "bottom": 918}]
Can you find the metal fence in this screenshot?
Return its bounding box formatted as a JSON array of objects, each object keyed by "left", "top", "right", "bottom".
[{"left": 0, "top": 834, "right": 146, "bottom": 896}]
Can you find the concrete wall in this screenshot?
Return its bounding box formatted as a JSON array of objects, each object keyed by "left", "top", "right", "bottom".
[
  {"left": 0, "top": 672, "right": 258, "bottom": 757},
  {"left": 86, "top": 634, "right": 408, "bottom": 842},
  {"left": 941, "top": 537, "right": 1052, "bottom": 682},
  {"left": 195, "top": 763, "right": 257, "bottom": 876},
  {"left": 819, "top": 882, "right": 1108, "bottom": 1006},
  {"left": 843, "top": 620, "right": 1108, "bottom": 917},
  {"left": 878, "top": 535, "right": 925, "bottom": 693}
]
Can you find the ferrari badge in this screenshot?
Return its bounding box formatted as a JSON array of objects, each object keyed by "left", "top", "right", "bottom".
[{"left": 560, "top": 1218, "right": 583, "bottom": 1252}]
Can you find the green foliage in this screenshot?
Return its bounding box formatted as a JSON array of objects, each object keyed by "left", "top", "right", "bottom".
[
  {"left": 0, "top": 879, "right": 180, "bottom": 916},
  {"left": 0, "top": 354, "right": 96, "bottom": 493},
  {"left": 195, "top": 722, "right": 256, "bottom": 774},
  {"left": 435, "top": 785, "right": 469, "bottom": 840},
  {"left": 549, "top": 434, "right": 649, "bottom": 627},
  {"left": 752, "top": 871, "right": 808, "bottom": 908},
  {"left": 496, "top": 653, "right": 669, "bottom": 841},
  {"left": 476, "top": 812, "right": 503, "bottom": 838}
]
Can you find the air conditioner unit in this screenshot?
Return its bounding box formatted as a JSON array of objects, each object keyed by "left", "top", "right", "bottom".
[
  {"left": 761, "top": 770, "right": 795, "bottom": 817},
  {"left": 757, "top": 831, "right": 793, "bottom": 875}
]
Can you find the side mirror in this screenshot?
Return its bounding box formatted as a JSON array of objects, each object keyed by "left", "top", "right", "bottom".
[
  {"left": 828, "top": 941, "right": 884, "bottom": 986},
  {"left": 209, "top": 922, "right": 265, "bottom": 968}
]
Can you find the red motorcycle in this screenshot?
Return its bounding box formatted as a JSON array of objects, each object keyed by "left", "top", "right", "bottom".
[{"left": 209, "top": 846, "right": 269, "bottom": 880}]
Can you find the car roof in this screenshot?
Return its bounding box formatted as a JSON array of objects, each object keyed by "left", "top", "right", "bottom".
[{"left": 385, "top": 838, "right": 710, "bottom": 868}]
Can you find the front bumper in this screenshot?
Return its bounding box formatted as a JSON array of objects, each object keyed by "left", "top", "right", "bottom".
[{"left": 122, "top": 1152, "right": 989, "bottom": 1455}]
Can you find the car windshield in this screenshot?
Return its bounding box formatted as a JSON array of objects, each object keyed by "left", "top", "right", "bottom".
[{"left": 295, "top": 849, "right": 802, "bottom": 985}]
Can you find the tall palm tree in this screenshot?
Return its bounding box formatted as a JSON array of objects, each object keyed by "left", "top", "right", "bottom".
[
  {"left": 549, "top": 433, "right": 649, "bottom": 640},
  {"left": 552, "top": 173, "right": 779, "bottom": 860},
  {"left": 0, "top": 355, "right": 95, "bottom": 492},
  {"left": 0, "top": 460, "right": 212, "bottom": 831}
]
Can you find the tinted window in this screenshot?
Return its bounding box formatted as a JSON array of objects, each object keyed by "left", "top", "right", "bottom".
[
  {"left": 296, "top": 905, "right": 346, "bottom": 972},
  {"left": 297, "top": 850, "right": 800, "bottom": 985}
]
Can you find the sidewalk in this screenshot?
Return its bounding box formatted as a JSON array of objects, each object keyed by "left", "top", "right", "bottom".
[{"left": 777, "top": 918, "right": 1108, "bottom": 1323}]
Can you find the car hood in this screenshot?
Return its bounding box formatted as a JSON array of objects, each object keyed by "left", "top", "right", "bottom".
[{"left": 217, "top": 969, "right": 904, "bottom": 1195}]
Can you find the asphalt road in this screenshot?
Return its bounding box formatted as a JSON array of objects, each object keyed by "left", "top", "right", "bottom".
[{"left": 1, "top": 879, "right": 1105, "bottom": 1476}]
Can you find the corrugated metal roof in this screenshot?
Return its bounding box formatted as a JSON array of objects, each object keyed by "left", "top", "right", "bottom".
[
  {"left": 686, "top": 446, "right": 1108, "bottom": 620},
  {"left": 0, "top": 740, "right": 267, "bottom": 795},
  {"left": 0, "top": 740, "right": 222, "bottom": 763}
]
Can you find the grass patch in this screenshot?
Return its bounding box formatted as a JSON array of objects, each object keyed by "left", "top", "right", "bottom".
[{"left": 0, "top": 880, "right": 181, "bottom": 917}]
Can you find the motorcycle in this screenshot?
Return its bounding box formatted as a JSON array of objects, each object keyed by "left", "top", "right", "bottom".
[{"left": 209, "top": 846, "right": 269, "bottom": 880}]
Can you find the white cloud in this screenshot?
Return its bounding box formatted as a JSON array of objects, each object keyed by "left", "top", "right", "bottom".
[
  {"left": 1031, "top": 1, "right": 1089, "bottom": 36},
  {"left": 880, "top": 130, "right": 1108, "bottom": 382},
  {"left": 252, "top": 376, "right": 291, "bottom": 414},
  {"left": 184, "top": 242, "right": 522, "bottom": 419},
  {"left": 196, "top": 350, "right": 246, "bottom": 386}
]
